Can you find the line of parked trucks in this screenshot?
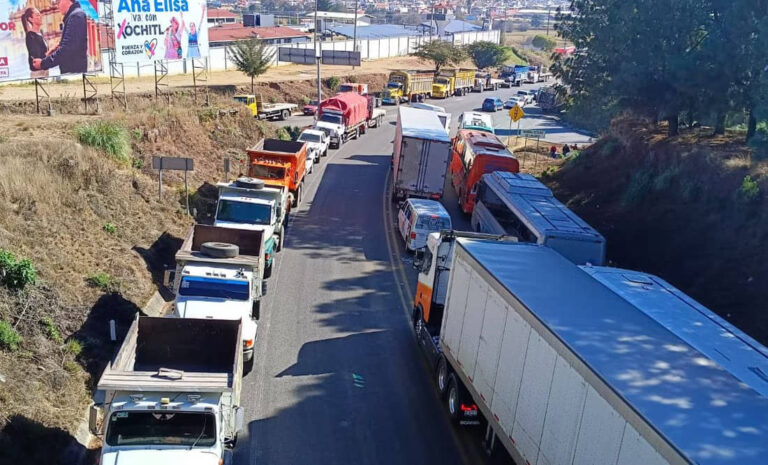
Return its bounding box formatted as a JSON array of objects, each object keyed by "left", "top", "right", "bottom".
[
  {"left": 389, "top": 105, "right": 768, "bottom": 465},
  {"left": 381, "top": 66, "right": 551, "bottom": 104},
  {"left": 86, "top": 82, "right": 392, "bottom": 465}
]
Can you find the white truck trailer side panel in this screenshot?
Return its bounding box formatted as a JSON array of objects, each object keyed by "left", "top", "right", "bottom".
[
  {"left": 618, "top": 424, "right": 668, "bottom": 465},
  {"left": 457, "top": 271, "right": 488, "bottom": 377},
  {"left": 491, "top": 306, "right": 531, "bottom": 436},
  {"left": 537, "top": 357, "right": 588, "bottom": 465},
  {"left": 473, "top": 292, "right": 507, "bottom": 405},
  {"left": 442, "top": 259, "right": 471, "bottom": 354},
  {"left": 512, "top": 331, "right": 557, "bottom": 464},
  {"left": 572, "top": 386, "right": 625, "bottom": 465}
]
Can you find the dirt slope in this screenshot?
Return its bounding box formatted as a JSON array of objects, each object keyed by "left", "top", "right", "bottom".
[{"left": 546, "top": 117, "right": 768, "bottom": 345}]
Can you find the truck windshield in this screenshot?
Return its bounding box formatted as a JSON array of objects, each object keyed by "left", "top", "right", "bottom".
[
  {"left": 217, "top": 199, "right": 271, "bottom": 225},
  {"left": 435, "top": 78, "right": 449, "bottom": 85},
  {"left": 298, "top": 133, "right": 322, "bottom": 143},
  {"left": 386, "top": 82, "right": 402, "bottom": 89},
  {"left": 179, "top": 276, "right": 249, "bottom": 300},
  {"left": 233, "top": 96, "right": 250, "bottom": 104},
  {"left": 106, "top": 411, "right": 216, "bottom": 447},
  {"left": 251, "top": 164, "right": 286, "bottom": 180},
  {"left": 318, "top": 114, "right": 343, "bottom": 125}
]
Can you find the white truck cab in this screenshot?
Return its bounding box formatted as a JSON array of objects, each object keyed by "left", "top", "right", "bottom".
[
  {"left": 315, "top": 112, "right": 345, "bottom": 148},
  {"left": 215, "top": 178, "right": 289, "bottom": 278}
]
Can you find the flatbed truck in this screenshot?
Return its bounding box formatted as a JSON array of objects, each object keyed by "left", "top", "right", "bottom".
[{"left": 234, "top": 94, "right": 298, "bottom": 120}]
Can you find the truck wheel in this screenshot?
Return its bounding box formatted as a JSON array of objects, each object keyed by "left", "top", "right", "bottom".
[
  {"left": 244, "top": 357, "right": 254, "bottom": 375},
  {"left": 296, "top": 185, "right": 303, "bottom": 205},
  {"left": 201, "top": 242, "right": 239, "bottom": 258},
  {"left": 280, "top": 109, "right": 290, "bottom": 120},
  {"left": 437, "top": 356, "right": 449, "bottom": 397},
  {"left": 355, "top": 127, "right": 361, "bottom": 139},
  {"left": 264, "top": 262, "right": 273, "bottom": 279},
  {"left": 322, "top": 149, "right": 328, "bottom": 157},
  {"left": 291, "top": 190, "right": 299, "bottom": 208},
  {"left": 447, "top": 374, "right": 462, "bottom": 422},
  {"left": 276, "top": 227, "right": 284, "bottom": 252}
]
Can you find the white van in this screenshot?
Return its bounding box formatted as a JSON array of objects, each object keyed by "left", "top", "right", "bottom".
[
  {"left": 410, "top": 102, "right": 451, "bottom": 131},
  {"left": 457, "top": 111, "right": 494, "bottom": 134},
  {"left": 397, "top": 198, "right": 452, "bottom": 251}
]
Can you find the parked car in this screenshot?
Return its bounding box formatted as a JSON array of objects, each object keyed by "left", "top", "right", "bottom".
[
  {"left": 517, "top": 90, "right": 534, "bottom": 104},
  {"left": 482, "top": 97, "right": 504, "bottom": 112},
  {"left": 303, "top": 100, "right": 319, "bottom": 116},
  {"left": 504, "top": 96, "right": 523, "bottom": 109},
  {"left": 397, "top": 198, "right": 452, "bottom": 251},
  {"left": 297, "top": 128, "right": 329, "bottom": 160}
]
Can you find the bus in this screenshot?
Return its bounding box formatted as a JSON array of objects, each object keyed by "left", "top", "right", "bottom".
[
  {"left": 449, "top": 129, "right": 519, "bottom": 214},
  {"left": 472, "top": 171, "right": 606, "bottom": 265}
]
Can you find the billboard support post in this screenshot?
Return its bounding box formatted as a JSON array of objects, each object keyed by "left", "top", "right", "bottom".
[
  {"left": 34, "top": 79, "right": 51, "bottom": 115},
  {"left": 192, "top": 58, "right": 209, "bottom": 106},
  {"left": 154, "top": 61, "right": 170, "bottom": 104},
  {"left": 109, "top": 62, "right": 127, "bottom": 109},
  {"left": 82, "top": 74, "right": 98, "bottom": 114}
]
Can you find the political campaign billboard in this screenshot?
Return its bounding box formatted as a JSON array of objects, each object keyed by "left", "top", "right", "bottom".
[
  {"left": 113, "top": 0, "right": 208, "bottom": 63},
  {"left": 0, "top": 0, "right": 102, "bottom": 82}
]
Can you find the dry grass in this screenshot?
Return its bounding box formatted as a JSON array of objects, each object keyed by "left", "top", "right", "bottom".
[{"left": 0, "top": 94, "right": 272, "bottom": 458}]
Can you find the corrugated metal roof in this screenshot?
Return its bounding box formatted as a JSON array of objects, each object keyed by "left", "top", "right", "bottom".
[
  {"left": 328, "top": 24, "right": 419, "bottom": 39},
  {"left": 398, "top": 107, "right": 450, "bottom": 142},
  {"left": 458, "top": 240, "right": 768, "bottom": 465}
]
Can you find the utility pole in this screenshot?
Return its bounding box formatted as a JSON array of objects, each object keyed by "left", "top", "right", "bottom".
[
  {"left": 315, "top": 0, "right": 321, "bottom": 104},
  {"left": 545, "top": 7, "right": 551, "bottom": 36},
  {"left": 352, "top": 0, "right": 359, "bottom": 69}
]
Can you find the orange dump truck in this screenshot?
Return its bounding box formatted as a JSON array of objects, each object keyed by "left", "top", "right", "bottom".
[{"left": 247, "top": 139, "right": 308, "bottom": 208}]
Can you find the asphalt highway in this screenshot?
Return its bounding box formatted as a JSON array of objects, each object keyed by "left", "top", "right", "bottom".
[{"left": 233, "top": 83, "right": 583, "bottom": 465}]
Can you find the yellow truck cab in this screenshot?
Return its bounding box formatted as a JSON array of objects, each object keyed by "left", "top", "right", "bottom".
[
  {"left": 432, "top": 68, "right": 476, "bottom": 98},
  {"left": 382, "top": 70, "right": 434, "bottom": 104},
  {"left": 234, "top": 94, "right": 297, "bottom": 121}
]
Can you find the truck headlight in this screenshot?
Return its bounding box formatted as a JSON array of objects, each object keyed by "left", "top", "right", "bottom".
[{"left": 244, "top": 339, "right": 254, "bottom": 349}]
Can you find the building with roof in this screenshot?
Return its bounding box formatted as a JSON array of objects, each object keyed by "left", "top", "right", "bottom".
[
  {"left": 328, "top": 23, "right": 419, "bottom": 39},
  {"left": 207, "top": 8, "right": 240, "bottom": 24},
  {"left": 208, "top": 24, "right": 311, "bottom": 46},
  {"left": 303, "top": 11, "right": 373, "bottom": 24},
  {"left": 419, "top": 18, "right": 482, "bottom": 36}
]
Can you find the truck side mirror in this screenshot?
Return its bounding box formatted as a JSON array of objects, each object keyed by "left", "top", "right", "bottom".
[
  {"left": 235, "top": 406, "right": 245, "bottom": 433},
  {"left": 88, "top": 404, "right": 101, "bottom": 435},
  {"left": 163, "top": 268, "right": 176, "bottom": 289}
]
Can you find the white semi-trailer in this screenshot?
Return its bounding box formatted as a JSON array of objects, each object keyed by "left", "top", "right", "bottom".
[{"left": 421, "top": 238, "right": 768, "bottom": 465}]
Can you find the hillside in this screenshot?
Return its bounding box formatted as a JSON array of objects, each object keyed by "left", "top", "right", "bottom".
[{"left": 545, "top": 117, "right": 768, "bottom": 345}]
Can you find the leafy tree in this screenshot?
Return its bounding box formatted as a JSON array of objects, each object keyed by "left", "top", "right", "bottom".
[
  {"left": 466, "top": 41, "right": 509, "bottom": 69},
  {"left": 531, "top": 35, "right": 556, "bottom": 51},
  {"left": 317, "top": 0, "right": 342, "bottom": 12},
  {"left": 411, "top": 40, "right": 466, "bottom": 72},
  {"left": 228, "top": 39, "right": 274, "bottom": 95}
]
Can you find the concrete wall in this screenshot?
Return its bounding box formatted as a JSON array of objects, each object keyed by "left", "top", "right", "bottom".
[{"left": 97, "top": 29, "right": 500, "bottom": 78}]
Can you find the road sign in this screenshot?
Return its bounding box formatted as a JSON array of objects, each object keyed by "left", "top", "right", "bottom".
[
  {"left": 509, "top": 105, "right": 525, "bottom": 122},
  {"left": 321, "top": 50, "right": 362, "bottom": 66},
  {"left": 520, "top": 129, "right": 546, "bottom": 138},
  {"left": 278, "top": 47, "right": 317, "bottom": 65},
  {"left": 153, "top": 156, "right": 194, "bottom": 214}
]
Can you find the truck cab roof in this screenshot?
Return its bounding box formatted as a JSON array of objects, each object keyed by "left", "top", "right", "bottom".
[
  {"left": 110, "top": 392, "right": 222, "bottom": 412},
  {"left": 218, "top": 192, "right": 274, "bottom": 207},
  {"left": 180, "top": 262, "right": 254, "bottom": 281}
]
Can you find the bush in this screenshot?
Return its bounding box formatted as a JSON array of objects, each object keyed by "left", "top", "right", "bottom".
[
  {"left": 532, "top": 35, "right": 557, "bottom": 51},
  {"left": 300, "top": 95, "right": 311, "bottom": 105},
  {"left": 40, "top": 316, "right": 63, "bottom": 344},
  {"left": 748, "top": 123, "right": 768, "bottom": 161},
  {"left": 325, "top": 76, "right": 340, "bottom": 91},
  {"left": 0, "top": 320, "right": 21, "bottom": 351},
  {"left": 0, "top": 249, "right": 37, "bottom": 290},
  {"left": 131, "top": 157, "right": 145, "bottom": 169},
  {"left": 738, "top": 175, "right": 760, "bottom": 202},
  {"left": 621, "top": 169, "right": 654, "bottom": 207},
  {"left": 103, "top": 222, "right": 117, "bottom": 234},
  {"left": 87, "top": 272, "right": 120, "bottom": 293},
  {"left": 65, "top": 339, "right": 83, "bottom": 357},
  {"left": 276, "top": 127, "right": 291, "bottom": 141},
  {"left": 76, "top": 121, "right": 131, "bottom": 162}
]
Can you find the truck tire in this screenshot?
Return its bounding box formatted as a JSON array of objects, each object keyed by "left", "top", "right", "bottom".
[
  {"left": 322, "top": 148, "right": 328, "bottom": 157},
  {"left": 244, "top": 357, "right": 254, "bottom": 375},
  {"left": 201, "top": 242, "right": 239, "bottom": 258},
  {"left": 280, "top": 109, "right": 290, "bottom": 120},
  {"left": 264, "top": 262, "right": 273, "bottom": 279},
  {"left": 235, "top": 177, "right": 265, "bottom": 189},
  {"left": 437, "top": 356, "right": 449, "bottom": 397},
  {"left": 446, "top": 374, "right": 462, "bottom": 422},
  {"left": 354, "top": 127, "right": 361, "bottom": 139}
]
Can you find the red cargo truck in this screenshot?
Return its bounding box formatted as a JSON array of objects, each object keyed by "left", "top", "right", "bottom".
[
  {"left": 247, "top": 139, "right": 308, "bottom": 208},
  {"left": 315, "top": 92, "right": 368, "bottom": 148}
]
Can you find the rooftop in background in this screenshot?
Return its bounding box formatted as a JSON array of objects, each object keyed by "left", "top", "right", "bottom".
[
  {"left": 208, "top": 8, "right": 239, "bottom": 19},
  {"left": 303, "top": 11, "right": 373, "bottom": 21},
  {"left": 329, "top": 23, "right": 419, "bottom": 39},
  {"left": 208, "top": 25, "right": 311, "bottom": 44},
  {"left": 420, "top": 19, "right": 482, "bottom": 35}
]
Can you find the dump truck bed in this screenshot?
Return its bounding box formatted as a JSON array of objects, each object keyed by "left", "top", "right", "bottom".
[
  {"left": 97, "top": 317, "right": 242, "bottom": 393},
  {"left": 174, "top": 224, "right": 264, "bottom": 267}
]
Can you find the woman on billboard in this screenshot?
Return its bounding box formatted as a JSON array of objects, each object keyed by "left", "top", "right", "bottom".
[
  {"left": 164, "top": 16, "right": 183, "bottom": 60},
  {"left": 21, "top": 7, "right": 49, "bottom": 78}
]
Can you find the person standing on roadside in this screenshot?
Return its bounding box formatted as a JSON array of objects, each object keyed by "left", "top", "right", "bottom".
[
  {"left": 550, "top": 145, "right": 558, "bottom": 158},
  {"left": 32, "top": 0, "right": 88, "bottom": 74},
  {"left": 562, "top": 144, "right": 571, "bottom": 157}
]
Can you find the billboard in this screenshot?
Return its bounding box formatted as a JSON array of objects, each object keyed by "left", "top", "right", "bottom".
[
  {"left": 0, "top": 0, "right": 102, "bottom": 82},
  {"left": 113, "top": 0, "right": 208, "bottom": 63}
]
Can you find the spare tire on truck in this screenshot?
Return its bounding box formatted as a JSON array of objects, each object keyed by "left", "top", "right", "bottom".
[
  {"left": 201, "top": 242, "right": 239, "bottom": 258},
  {"left": 235, "top": 177, "right": 265, "bottom": 190}
]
